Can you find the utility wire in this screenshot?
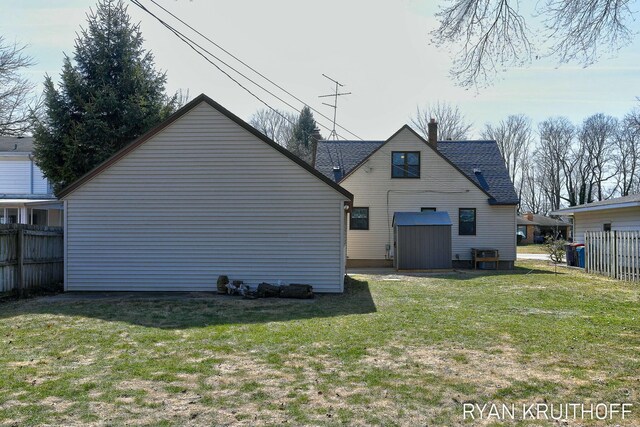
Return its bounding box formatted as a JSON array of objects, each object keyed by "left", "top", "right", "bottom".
[
  {"left": 130, "top": 0, "right": 299, "bottom": 129},
  {"left": 142, "top": 0, "right": 364, "bottom": 141}
]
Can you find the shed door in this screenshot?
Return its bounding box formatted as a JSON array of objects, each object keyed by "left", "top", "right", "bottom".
[{"left": 397, "top": 226, "right": 452, "bottom": 269}]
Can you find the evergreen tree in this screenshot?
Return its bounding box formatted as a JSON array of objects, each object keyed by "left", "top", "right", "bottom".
[
  {"left": 33, "top": 0, "right": 176, "bottom": 193},
  {"left": 287, "top": 106, "right": 321, "bottom": 164}
]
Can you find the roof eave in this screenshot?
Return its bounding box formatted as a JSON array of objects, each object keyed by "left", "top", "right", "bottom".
[
  {"left": 551, "top": 201, "right": 640, "bottom": 215},
  {"left": 58, "top": 94, "right": 353, "bottom": 202}
]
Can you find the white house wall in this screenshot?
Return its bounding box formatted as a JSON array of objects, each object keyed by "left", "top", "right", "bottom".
[
  {"left": 341, "top": 127, "right": 517, "bottom": 262},
  {"left": 0, "top": 156, "right": 50, "bottom": 195},
  {"left": 64, "top": 101, "right": 349, "bottom": 292},
  {"left": 573, "top": 206, "right": 640, "bottom": 243}
]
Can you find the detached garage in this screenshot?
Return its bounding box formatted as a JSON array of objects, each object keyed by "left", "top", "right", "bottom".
[
  {"left": 393, "top": 211, "right": 452, "bottom": 270},
  {"left": 60, "top": 94, "right": 352, "bottom": 293}
]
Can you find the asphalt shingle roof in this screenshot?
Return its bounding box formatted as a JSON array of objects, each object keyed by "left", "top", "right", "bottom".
[
  {"left": 0, "top": 136, "right": 34, "bottom": 152},
  {"left": 315, "top": 140, "right": 384, "bottom": 181},
  {"left": 315, "top": 137, "right": 519, "bottom": 205},
  {"left": 437, "top": 140, "right": 520, "bottom": 205}
]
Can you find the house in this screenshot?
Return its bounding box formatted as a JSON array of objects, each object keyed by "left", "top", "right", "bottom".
[
  {"left": 59, "top": 94, "right": 353, "bottom": 293},
  {"left": 315, "top": 122, "right": 519, "bottom": 269},
  {"left": 550, "top": 194, "right": 640, "bottom": 243},
  {"left": 0, "top": 136, "right": 63, "bottom": 226},
  {"left": 517, "top": 212, "right": 572, "bottom": 244}
]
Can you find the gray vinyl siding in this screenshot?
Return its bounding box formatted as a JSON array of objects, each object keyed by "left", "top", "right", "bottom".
[
  {"left": 64, "top": 102, "right": 348, "bottom": 293},
  {"left": 573, "top": 206, "right": 640, "bottom": 243},
  {"left": 342, "top": 127, "right": 517, "bottom": 262}
]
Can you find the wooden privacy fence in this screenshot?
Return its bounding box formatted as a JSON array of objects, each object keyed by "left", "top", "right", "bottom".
[
  {"left": 585, "top": 231, "right": 640, "bottom": 281},
  {"left": 0, "top": 224, "right": 64, "bottom": 295}
]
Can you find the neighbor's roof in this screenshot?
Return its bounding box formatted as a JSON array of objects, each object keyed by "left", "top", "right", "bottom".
[
  {"left": 58, "top": 94, "right": 353, "bottom": 201},
  {"left": 314, "top": 128, "right": 519, "bottom": 205},
  {"left": 0, "top": 136, "right": 34, "bottom": 153},
  {"left": 516, "top": 217, "right": 537, "bottom": 226},
  {"left": 551, "top": 193, "right": 640, "bottom": 215},
  {"left": 393, "top": 211, "right": 452, "bottom": 226},
  {"left": 517, "top": 214, "right": 571, "bottom": 227}
]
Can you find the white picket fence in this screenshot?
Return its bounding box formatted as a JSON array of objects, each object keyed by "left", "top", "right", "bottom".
[{"left": 585, "top": 231, "right": 640, "bottom": 281}]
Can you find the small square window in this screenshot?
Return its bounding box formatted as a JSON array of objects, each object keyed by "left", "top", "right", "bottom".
[
  {"left": 603, "top": 223, "right": 611, "bottom": 232},
  {"left": 459, "top": 208, "right": 476, "bottom": 235},
  {"left": 392, "top": 151, "right": 420, "bottom": 178},
  {"left": 350, "top": 207, "right": 369, "bottom": 230},
  {"left": 421, "top": 207, "right": 436, "bottom": 212}
]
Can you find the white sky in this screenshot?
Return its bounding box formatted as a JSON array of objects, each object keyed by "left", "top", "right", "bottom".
[{"left": 3, "top": 0, "right": 640, "bottom": 139}]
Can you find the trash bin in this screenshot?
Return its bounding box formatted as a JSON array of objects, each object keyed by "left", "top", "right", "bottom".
[
  {"left": 565, "top": 244, "right": 576, "bottom": 266},
  {"left": 576, "top": 245, "right": 585, "bottom": 268}
]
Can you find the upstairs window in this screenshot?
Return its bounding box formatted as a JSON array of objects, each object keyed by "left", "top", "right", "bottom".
[
  {"left": 350, "top": 207, "right": 369, "bottom": 230},
  {"left": 392, "top": 151, "right": 420, "bottom": 178},
  {"left": 459, "top": 208, "right": 477, "bottom": 235}
]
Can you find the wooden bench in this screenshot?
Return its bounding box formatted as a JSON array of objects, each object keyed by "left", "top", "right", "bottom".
[{"left": 472, "top": 248, "right": 499, "bottom": 270}]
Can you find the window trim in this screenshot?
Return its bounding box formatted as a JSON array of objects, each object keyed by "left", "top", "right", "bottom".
[
  {"left": 458, "top": 208, "right": 477, "bottom": 236},
  {"left": 391, "top": 151, "right": 421, "bottom": 179},
  {"left": 421, "top": 207, "right": 436, "bottom": 212},
  {"left": 350, "top": 207, "right": 370, "bottom": 230},
  {"left": 517, "top": 225, "right": 527, "bottom": 238}
]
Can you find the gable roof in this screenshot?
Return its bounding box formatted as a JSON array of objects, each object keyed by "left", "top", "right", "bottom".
[
  {"left": 0, "top": 136, "right": 34, "bottom": 153},
  {"left": 58, "top": 94, "right": 353, "bottom": 200},
  {"left": 314, "top": 125, "right": 519, "bottom": 205},
  {"left": 551, "top": 193, "right": 640, "bottom": 215}
]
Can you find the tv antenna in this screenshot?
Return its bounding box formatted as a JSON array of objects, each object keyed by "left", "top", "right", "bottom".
[{"left": 319, "top": 74, "right": 351, "bottom": 140}]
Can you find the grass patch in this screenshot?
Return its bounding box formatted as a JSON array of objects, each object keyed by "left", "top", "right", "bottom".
[
  {"left": 0, "top": 260, "right": 638, "bottom": 425},
  {"left": 517, "top": 244, "right": 548, "bottom": 254}
]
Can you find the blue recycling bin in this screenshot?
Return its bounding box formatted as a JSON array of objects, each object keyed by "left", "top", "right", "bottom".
[{"left": 576, "top": 246, "right": 585, "bottom": 268}]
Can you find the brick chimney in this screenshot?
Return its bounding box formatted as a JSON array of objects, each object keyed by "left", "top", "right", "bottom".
[
  {"left": 427, "top": 119, "right": 437, "bottom": 148},
  {"left": 310, "top": 128, "right": 322, "bottom": 166}
]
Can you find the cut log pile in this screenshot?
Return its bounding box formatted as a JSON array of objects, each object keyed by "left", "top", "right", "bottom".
[{"left": 216, "top": 276, "right": 314, "bottom": 299}]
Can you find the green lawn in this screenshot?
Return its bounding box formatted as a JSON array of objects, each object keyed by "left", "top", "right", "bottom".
[
  {"left": 1, "top": 261, "right": 638, "bottom": 426},
  {"left": 517, "top": 244, "right": 548, "bottom": 254}
]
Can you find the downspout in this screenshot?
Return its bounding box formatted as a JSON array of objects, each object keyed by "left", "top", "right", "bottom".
[{"left": 29, "top": 154, "right": 34, "bottom": 194}]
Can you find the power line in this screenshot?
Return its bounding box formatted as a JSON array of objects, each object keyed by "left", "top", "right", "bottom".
[
  {"left": 138, "top": 0, "right": 364, "bottom": 141},
  {"left": 130, "top": 0, "right": 298, "bottom": 128}
]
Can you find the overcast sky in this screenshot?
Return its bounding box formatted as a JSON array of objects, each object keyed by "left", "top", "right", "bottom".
[{"left": 3, "top": 0, "right": 639, "bottom": 139}]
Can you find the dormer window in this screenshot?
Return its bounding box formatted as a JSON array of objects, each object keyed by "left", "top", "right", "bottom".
[{"left": 391, "top": 151, "right": 420, "bottom": 178}]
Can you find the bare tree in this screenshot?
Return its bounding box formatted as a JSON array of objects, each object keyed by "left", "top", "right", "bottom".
[
  {"left": 411, "top": 101, "right": 473, "bottom": 140},
  {"left": 612, "top": 110, "right": 640, "bottom": 196},
  {"left": 519, "top": 155, "right": 546, "bottom": 214},
  {"left": 249, "top": 108, "right": 296, "bottom": 147},
  {"left": 580, "top": 114, "right": 618, "bottom": 201},
  {"left": 481, "top": 114, "right": 532, "bottom": 196},
  {"left": 431, "top": 0, "right": 636, "bottom": 87},
  {"left": 0, "top": 36, "right": 36, "bottom": 135},
  {"left": 537, "top": 117, "right": 573, "bottom": 211}
]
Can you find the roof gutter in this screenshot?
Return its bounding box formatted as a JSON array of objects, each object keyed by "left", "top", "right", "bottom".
[{"left": 551, "top": 201, "right": 640, "bottom": 215}]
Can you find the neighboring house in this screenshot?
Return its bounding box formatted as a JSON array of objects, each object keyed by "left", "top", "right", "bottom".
[
  {"left": 315, "top": 122, "right": 519, "bottom": 269},
  {"left": 0, "top": 136, "right": 63, "bottom": 226},
  {"left": 551, "top": 194, "right": 640, "bottom": 244},
  {"left": 517, "top": 212, "right": 572, "bottom": 244},
  {"left": 59, "top": 94, "right": 352, "bottom": 293}
]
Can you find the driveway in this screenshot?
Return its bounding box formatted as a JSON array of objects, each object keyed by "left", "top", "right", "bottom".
[{"left": 517, "top": 253, "right": 550, "bottom": 260}]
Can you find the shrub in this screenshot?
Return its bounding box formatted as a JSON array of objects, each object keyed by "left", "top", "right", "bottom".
[{"left": 543, "top": 235, "right": 567, "bottom": 263}]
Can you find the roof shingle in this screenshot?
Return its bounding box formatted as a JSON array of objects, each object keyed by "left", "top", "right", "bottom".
[{"left": 314, "top": 136, "right": 519, "bottom": 205}]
